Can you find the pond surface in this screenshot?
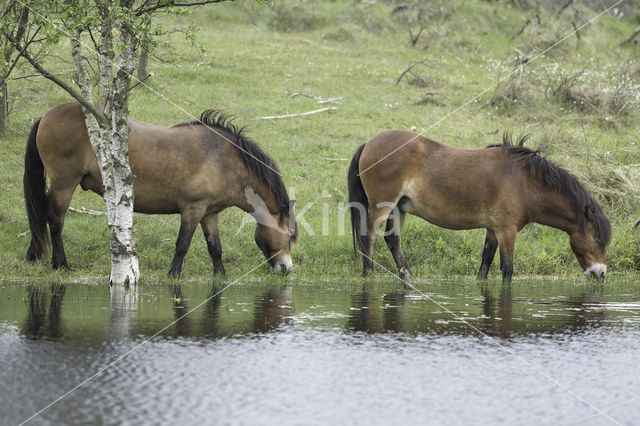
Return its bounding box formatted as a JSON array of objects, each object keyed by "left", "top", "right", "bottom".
[{"left": 1, "top": 277, "right": 639, "bottom": 426}]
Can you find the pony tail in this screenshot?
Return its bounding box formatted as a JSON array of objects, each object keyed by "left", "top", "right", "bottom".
[
  {"left": 348, "top": 144, "right": 369, "bottom": 262},
  {"left": 23, "top": 118, "right": 49, "bottom": 262}
]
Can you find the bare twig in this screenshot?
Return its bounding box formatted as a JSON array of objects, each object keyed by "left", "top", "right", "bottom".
[
  {"left": 256, "top": 107, "right": 337, "bottom": 120},
  {"left": 135, "top": 0, "right": 232, "bottom": 16},
  {"left": 69, "top": 207, "right": 106, "bottom": 216},
  {"left": 512, "top": 14, "right": 540, "bottom": 39},
  {"left": 127, "top": 72, "right": 151, "bottom": 92},
  {"left": 581, "top": 123, "right": 590, "bottom": 162},
  {"left": 621, "top": 26, "right": 640, "bottom": 45},
  {"left": 288, "top": 92, "right": 343, "bottom": 104},
  {"left": 557, "top": 0, "right": 576, "bottom": 17},
  {"left": 409, "top": 9, "right": 424, "bottom": 47},
  {"left": 395, "top": 57, "right": 435, "bottom": 86},
  {"left": 570, "top": 21, "right": 582, "bottom": 49},
  {"left": 1, "top": 28, "right": 108, "bottom": 125}
]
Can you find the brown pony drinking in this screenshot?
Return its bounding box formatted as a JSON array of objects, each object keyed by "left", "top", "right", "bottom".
[
  {"left": 348, "top": 131, "right": 611, "bottom": 284},
  {"left": 24, "top": 103, "right": 297, "bottom": 277}
]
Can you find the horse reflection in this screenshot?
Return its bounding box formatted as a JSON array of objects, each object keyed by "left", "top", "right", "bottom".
[
  {"left": 171, "top": 284, "right": 192, "bottom": 337},
  {"left": 253, "top": 286, "right": 292, "bottom": 333},
  {"left": 348, "top": 286, "right": 407, "bottom": 333},
  {"left": 200, "top": 284, "right": 223, "bottom": 337},
  {"left": 22, "top": 284, "right": 66, "bottom": 339},
  {"left": 480, "top": 284, "right": 513, "bottom": 338},
  {"left": 563, "top": 285, "right": 606, "bottom": 332},
  {"left": 479, "top": 283, "right": 606, "bottom": 337}
]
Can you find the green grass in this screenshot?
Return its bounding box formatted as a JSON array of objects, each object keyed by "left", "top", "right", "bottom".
[{"left": 0, "top": 0, "right": 639, "bottom": 282}]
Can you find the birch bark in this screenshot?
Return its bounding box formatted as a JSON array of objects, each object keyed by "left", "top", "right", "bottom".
[{"left": 70, "top": 13, "right": 139, "bottom": 285}]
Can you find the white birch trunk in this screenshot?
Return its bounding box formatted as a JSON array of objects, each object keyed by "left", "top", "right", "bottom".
[
  {"left": 70, "top": 22, "right": 139, "bottom": 286},
  {"left": 108, "top": 17, "right": 139, "bottom": 286}
]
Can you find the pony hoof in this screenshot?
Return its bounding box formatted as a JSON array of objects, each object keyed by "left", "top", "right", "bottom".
[
  {"left": 52, "top": 261, "right": 71, "bottom": 272},
  {"left": 399, "top": 267, "right": 411, "bottom": 283}
]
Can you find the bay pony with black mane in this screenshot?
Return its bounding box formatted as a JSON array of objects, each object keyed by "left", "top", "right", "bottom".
[
  {"left": 348, "top": 131, "right": 611, "bottom": 283},
  {"left": 23, "top": 103, "right": 296, "bottom": 277}
]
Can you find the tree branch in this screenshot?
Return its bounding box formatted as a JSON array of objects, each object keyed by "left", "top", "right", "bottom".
[
  {"left": 256, "top": 107, "right": 337, "bottom": 120},
  {"left": 135, "top": 0, "right": 232, "bottom": 16},
  {"left": 2, "top": 29, "right": 108, "bottom": 125}
]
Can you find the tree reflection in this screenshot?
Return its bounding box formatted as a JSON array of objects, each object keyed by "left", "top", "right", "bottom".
[{"left": 108, "top": 283, "right": 138, "bottom": 339}]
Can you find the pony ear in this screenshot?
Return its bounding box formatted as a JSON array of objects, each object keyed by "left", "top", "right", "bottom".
[{"left": 289, "top": 199, "right": 296, "bottom": 211}]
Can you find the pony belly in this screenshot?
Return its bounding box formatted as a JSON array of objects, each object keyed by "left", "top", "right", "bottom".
[
  {"left": 405, "top": 198, "right": 486, "bottom": 230},
  {"left": 132, "top": 199, "right": 180, "bottom": 215}
]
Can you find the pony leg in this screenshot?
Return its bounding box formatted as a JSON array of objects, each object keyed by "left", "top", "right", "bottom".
[
  {"left": 363, "top": 204, "right": 394, "bottom": 275},
  {"left": 477, "top": 229, "right": 498, "bottom": 279},
  {"left": 169, "top": 206, "right": 206, "bottom": 278},
  {"left": 496, "top": 227, "right": 517, "bottom": 284},
  {"left": 384, "top": 209, "right": 410, "bottom": 282},
  {"left": 200, "top": 213, "right": 225, "bottom": 276},
  {"left": 47, "top": 185, "right": 76, "bottom": 270}
]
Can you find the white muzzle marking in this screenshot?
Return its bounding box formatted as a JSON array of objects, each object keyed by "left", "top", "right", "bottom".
[
  {"left": 271, "top": 254, "right": 293, "bottom": 273},
  {"left": 584, "top": 263, "right": 607, "bottom": 277}
]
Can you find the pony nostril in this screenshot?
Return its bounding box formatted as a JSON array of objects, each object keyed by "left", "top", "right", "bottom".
[{"left": 599, "top": 271, "right": 606, "bottom": 281}]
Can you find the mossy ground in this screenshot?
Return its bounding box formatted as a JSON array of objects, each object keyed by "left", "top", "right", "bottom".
[{"left": 0, "top": 0, "right": 638, "bottom": 282}]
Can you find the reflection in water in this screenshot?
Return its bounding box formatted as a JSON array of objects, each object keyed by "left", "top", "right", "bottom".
[
  {"left": 479, "top": 283, "right": 607, "bottom": 337},
  {"left": 480, "top": 283, "right": 513, "bottom": 338},
  {"left": 3, "top": 278, "right": 640, "bottom": 426},
  {"left": 22, "top": 284, "right": 66, "bottom": 339},
  {"left": 171, "top": 285, "right": 191, "bottom": 338},
  {"left": 10, "top": 280, "right": 628, "bottom": 341},
  {"left": 349, "top": 286, "right": 377, "bottom": 333},
  {"left": 348, "top": 286, "right": 407, "bottom": 333},
  {"left": 253, "top": 286, "right": 293, "bottom": 333},
  {"left": 562, "top": 285, "right": 606, "bottom": 332},
  {"left": 382, "top": 290, "right": 406, "bottom": 332},
  {"left": 109, "top": 284, "right": 138, "bottom": 339},
  {"left": 200, "top": 284, "right": 223, "bottom": 337}
]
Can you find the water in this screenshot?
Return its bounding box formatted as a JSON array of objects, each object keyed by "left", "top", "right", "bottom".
[{"left": 1, "top": 278, "right": 639, "bottom": 426}]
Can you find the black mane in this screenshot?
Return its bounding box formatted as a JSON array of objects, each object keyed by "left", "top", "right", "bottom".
[
  {"left": 489, "top": 132, "right": 611, "bottom": 247},
  {"left": 174, "top": 110, "right": 291, "bottom": 222}
]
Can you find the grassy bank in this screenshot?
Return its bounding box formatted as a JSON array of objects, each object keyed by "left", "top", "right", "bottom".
[{"left": 0, "top": 0, "right": 639, "bottom": 282}]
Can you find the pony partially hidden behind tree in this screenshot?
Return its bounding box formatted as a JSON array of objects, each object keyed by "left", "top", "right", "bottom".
[
  {"left": 348, "top": 131, "right": 611, "bottom": 284},
  {"left": 23, "top": 103, "right": 297, "bottom": 278}
]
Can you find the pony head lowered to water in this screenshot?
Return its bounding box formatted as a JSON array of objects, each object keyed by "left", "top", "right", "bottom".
[
  {"left": 496, "top": 133, "right": 612, "bottom": 280},
  {"left": 184, "top": 110, "right": 298, "bottom": 273}
]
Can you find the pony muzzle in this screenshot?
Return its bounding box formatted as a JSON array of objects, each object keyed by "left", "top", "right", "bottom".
[
  {"left": 584, "top": 263, "right": 606, "bottom": 282},
  {"left": 271, "top": 254, "right": 293, "bottom": 274}
]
